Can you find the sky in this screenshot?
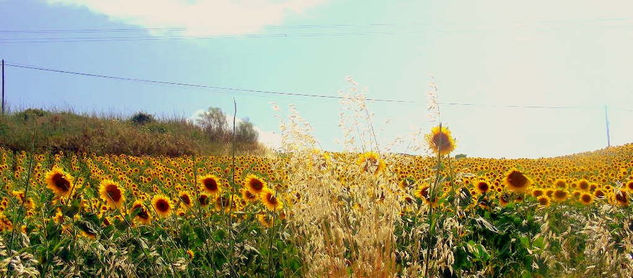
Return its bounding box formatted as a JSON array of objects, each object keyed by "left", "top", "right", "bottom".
[{"left": 1, "top": 0, "right": 632, "bottom": 158}]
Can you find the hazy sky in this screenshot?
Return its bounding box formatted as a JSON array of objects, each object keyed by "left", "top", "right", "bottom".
[{"left": 1, "top": 0, "right": 632, "bottom": 158}]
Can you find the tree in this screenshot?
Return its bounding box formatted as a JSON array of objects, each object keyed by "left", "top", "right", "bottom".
[
  {"left": 235, "top": 120, "right": 258, "bottom": 143},
  {"left": 130, "top": 112, "right": 155, "bottom": 125},
  {"left": 196, "top": 107, "right": 228, "bottom": 141}
]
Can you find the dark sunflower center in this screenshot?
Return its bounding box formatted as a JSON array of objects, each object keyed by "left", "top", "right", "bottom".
[
  {"left": 533, "top": 190, "right": 543, "bottom": 197},
  {"left": 250, "top": 179, "right": 263, "bottom": 191},
  {"left": 554, "top": 191, "right": 567, "bottom": 199},
  {"left": 204, "top": 179, "right": 218, "bottom": 191},
  {"left": 581, "top": 195, "right": 591, "bottom": 203},
  {"left": 579, "top": 181, "right": 589, "bottom": 190},
  {"left": 477, "top": 182, "right": 489, "bottom": 192},
  {"left": 539, "top": 198, "right": 549, "bottom": 205},
  {"left": 615, "top": 192, "right": 628, "bottom": 203},
  {"left": 595, "top": 190, "right": 605, "bottom": 198},
  {"left": 181, "top": 194, "right": 191, "bottom": 205},
  {"left": 507, "top": 171, "right": 528, "bottom": 188},
  {"left": 105, "top": 184, "right": 122, "bottom": 202},
  {"left": 245, "top": 191, "right": 256, "bottom": 199},
  {"left": 266, "top": 194, "right": 278, "bottom": 206},
  {"left": 52, "top": 173, "right": 71, "bottom": 192},
  {"left": 420, "top": 187, "right": 429, "bottom": 199},
  {"left": 156, "top": 199, "right": 169, "bottom": 212},
  {"left": 198, "top": 195, "right": 209, "bottom": 206},
  {"left": 432, "top": 132, "right": 451, "bottom": 152}
]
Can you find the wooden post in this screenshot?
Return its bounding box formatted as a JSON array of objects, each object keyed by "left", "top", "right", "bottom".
[{"left": 1, "top": 59, "right": 4, "bottom": 114}]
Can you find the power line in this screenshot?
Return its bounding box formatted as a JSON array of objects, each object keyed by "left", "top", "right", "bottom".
[
  {"left": 3, "top": 17, "right": 633, "bottom": 44},
  {"left": 4, "top": 61, "right": 633, "bottom": 112},
  {"left": 439, "top": 102, "right": 593, "bottom": 110},
  {"left": 4, "top": 62, "right": 413, "bottom": 103},
  {"left": 0, "top": 31, "right": 402, "bottom": 44}
]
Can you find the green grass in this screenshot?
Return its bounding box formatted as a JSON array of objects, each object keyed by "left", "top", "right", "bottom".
[{"left": 0, "top": 108, "right": 266, "bottom": 156}]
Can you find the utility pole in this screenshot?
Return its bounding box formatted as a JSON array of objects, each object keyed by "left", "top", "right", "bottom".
[
  {"left": 604, "top": 105, "right": 610, "bottom": 147},
  {"left": 1, "top": 59, "right": 4, "bottom": 114}
]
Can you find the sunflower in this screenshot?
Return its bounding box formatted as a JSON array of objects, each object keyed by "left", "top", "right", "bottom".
[
  {"left": 537, "top": 196, "right": 551, "bottom": 207},
  {"left": 214, "top": 196, "right": 233, "bottom": 211},
  {"left": 426, "top": 125, "right": 456, "bottom": 155},
  {"left": 475, "top": 180, "right": 490, "bottom": 194},
  {"left": 199, "top": 175, "right": 221, "bottom": 195},
  {"left": 579, "top": 193, "right": 593, "bottom": 205},
  {"left": 624, "top": 180, "right": 633, "bottom": 193},
  {"left": 178, "top": 191, "right": 193, "bottom": 209},
  {"left": 99, "top": 180, "right": 125, "bottom": 209},
  {"left": 614, "top": 191, "right": 629, "bottom": 207},
  {"left": 198, "top": 193, "right": 211, "bottom": 207},
  {"left": 80, "top": 229, "right": 97, "bottom": 240},
  {"left": 553, "top": 179, "right": 567, "bottom": 189},
  {"left": 53, "top": 208, "right": 64, "bottom": 224},
  {"left": 257, "top": 213, "right": 273, "bottom": 228},
  {"left": 45, "top": 166, "right": 74, "bottom": 197},
  {"left": 152, "top": 195, "right": 172, "bottom": 218},
  {"left": 594, "top": 189, "right": 606, "bottom": 199},
  {"left": 244, "top": 174, "right": 267, "bottom": 194},
  {"left": 413, "top": 184, "right": 430, "bottom": 200},
  {"left": 504, "top": 169, "right": 531, "bottom": 193},
  {"left": 552, "top": 189, "right": 568, "bottom": 202},
  {"left": 260, "top": 188, "right": 283, "bottom": 211},
  {"left": 130, "top": 200, "right": 151, "bottom": 224},
  {"left": 187, "top": 250, "right": 195, "bottom": 260},
  {"left": 240, "top": 189, "right": 258, "bottom": 203},
  {"left": 578, "top": 179, "right": 590, "bottom": 192},
  {"left": 531, "top": 188, "right": 544, "bottom": 198},
  {"left": 356, "top": 152, "right": 386, "bottom": 175},
  {"left": 498, "top": 193, "right": 510, "bottom": 206}
]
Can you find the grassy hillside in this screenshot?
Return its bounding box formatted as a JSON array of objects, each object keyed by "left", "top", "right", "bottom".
[{"left": 0, "top": 109, "right": 266, "bottom": 156}]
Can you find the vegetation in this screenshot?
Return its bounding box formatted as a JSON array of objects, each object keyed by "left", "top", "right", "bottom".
[
  {"left": 0, "top": 90, "right": 631, "bottom": 277},
  {"left": 0, "top": 108, "right": 265, "bottom": 156}
]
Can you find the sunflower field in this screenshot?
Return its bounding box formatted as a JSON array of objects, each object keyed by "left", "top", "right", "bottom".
[{"left": 1, "top": 101, "right": 633, "bottom": 277}]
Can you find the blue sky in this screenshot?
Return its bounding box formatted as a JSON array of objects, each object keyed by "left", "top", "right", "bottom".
[{"left": 1, "top": 0, "right": 632, "bottom": 158}]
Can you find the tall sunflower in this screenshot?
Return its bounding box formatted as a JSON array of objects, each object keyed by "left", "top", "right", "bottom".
[
  {"left": 244, "top": 174, "right": 267, "bottom": 194},
  {"left": 425, "top": 125, "right": 456, "bottom": 156},
  {"left": 260, "top": 188, "right": 283, "bottom": 211},
  {"left": 199, "top": 174, "right": 221, "bottom": 195},
  {"left": 99, "top": 180, "right": 125, "bottom": 209},
  {"left": 504, "top": 169, "right": 531, "bottom": 193},
  {"left": 152, "top": 195, "right": 172, "bottom": 218},
  {"left": 45, "top": 166, "right": 74, "bottom": 197}
]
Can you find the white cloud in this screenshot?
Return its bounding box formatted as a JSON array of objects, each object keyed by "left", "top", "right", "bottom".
[
  {"left": 189, "top": 109, "right": 281, "bottom": 149},
  {"left": 46, "top": 0, "right": 327, "bottom": 36}
]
